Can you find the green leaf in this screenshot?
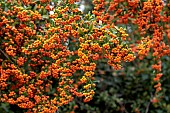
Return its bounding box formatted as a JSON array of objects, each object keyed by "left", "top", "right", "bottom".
[
  {"left": 88, "top": 23, "right": 93, "bottom": 33},
  {"left": 167, "top": 104, "right": 170, "bottom": 112},
  {"left": 2, "top": 61, "right": 5, "bottom": 68},
  {"left": 42, "top": 15, "right": 49, "bottom": 19},
  {"left": 78, "top": 28, "right": 84, "bottom": 36}
]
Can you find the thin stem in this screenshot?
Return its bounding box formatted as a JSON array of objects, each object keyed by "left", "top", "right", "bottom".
[
  {"left": 0, "top": 48, "right": 13, "bottom": 63},
  {"left": 145, "top": 100, "right": 151, "bottom": 113},
  {"left": 145, "top": 93, "right": 154, "bottom": 113}
]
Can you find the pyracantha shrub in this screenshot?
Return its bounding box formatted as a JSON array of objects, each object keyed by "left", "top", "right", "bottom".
[{"left": 0, "top": 0, "right": 135, "bottom": 112}]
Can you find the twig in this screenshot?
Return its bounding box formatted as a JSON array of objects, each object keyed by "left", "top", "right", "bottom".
[
  {"left": 0, "top": 48, "right": 13, "bottom": 63},
  {"left": 145, "top": 93, "right": 154, "bottom": 113},
  {"left": 145, "top": 100, "right": 151, "bottom": 113}
]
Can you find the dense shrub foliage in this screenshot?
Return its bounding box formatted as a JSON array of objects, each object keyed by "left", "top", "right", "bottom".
[{"left": 0, "top": 0, "right": 170, "bottom": 113}]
